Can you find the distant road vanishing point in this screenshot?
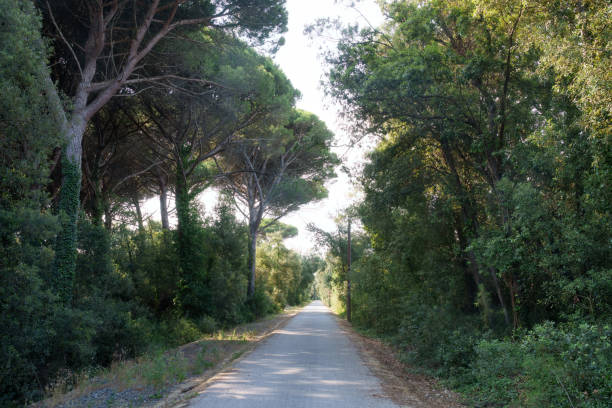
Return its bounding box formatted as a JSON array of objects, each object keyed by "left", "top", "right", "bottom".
[{"left": 188, "top": 301, "right": 401, "bottom": 408}]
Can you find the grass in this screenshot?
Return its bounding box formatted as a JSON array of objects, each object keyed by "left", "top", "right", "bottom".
[
  {"left": 44, "top": 344, "right": 218, "bottom": 406},
  {"left": 42, "top": 305, "right": 304, "bottom": 407}
]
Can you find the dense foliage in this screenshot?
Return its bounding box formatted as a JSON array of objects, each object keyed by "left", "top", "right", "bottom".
[
  {"left": 0, "top": 0, "right": 333, "bottom": 405},
  {"left": 317, "top": 1, "right": 611, "bottom": 406},
  {"left": 1, "top": 0, "right": 610, "bottom": 406}
]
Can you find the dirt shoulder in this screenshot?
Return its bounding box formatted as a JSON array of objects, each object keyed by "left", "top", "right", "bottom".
[
  {"left": 158, "top": 307, "right": 301, "bottom": 408},
  {"left": 334, "top": 317, "right": 464, "bottom": 408},
  {"left": 38, "top": 306, "right": 302, "bottom": 408}
]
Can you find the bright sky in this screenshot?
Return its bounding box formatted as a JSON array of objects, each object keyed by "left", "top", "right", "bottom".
[
  {"left": 144, "top": 0, "right": 384, "bottom": 253},
  {"left": 273, "top": 0, "right": 384, "bottom": 253}
]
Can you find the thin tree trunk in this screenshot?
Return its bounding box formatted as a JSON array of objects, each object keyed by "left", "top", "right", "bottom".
[
  {"left": 347, "top": 219, "right": 352, "bottom": 323},
  {"left": 247, "top": 223, "right": 258, "bottom": 298},
  {"left": 175, "top": 163, "right": 195, "bottom": 280},
  {"left": 159, "top": 176, "right": 170, "bottom": 230},
  {"left": 440, "top": 142, "right": 486, "bottom": 306},
  {"left": 133, "top": 194, "right": 144, "bottom": 232},
  {"left": 489, "top": 267, "right": 511, "bottom": 327},
  {"left": 90, "top": 161, "right": 104, "bottom": 227},
  {"left": 103, "top": 200, "right": 112, "bottom": 230},
  {"left": 53, "top": 114, "right": 87, "bottom": 305},
  {"left": 507, "top": 275, "right": 520, "bottom": 329}
]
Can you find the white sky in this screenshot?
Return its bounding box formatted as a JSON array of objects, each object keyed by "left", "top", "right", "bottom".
[
  {"left": 273, "top": 0, "right": 384, "bottom": 253},
  {"left": 144, "top": 0, "right": 384, "bottom": 253}
]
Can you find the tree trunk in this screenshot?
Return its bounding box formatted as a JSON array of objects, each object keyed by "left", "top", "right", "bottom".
[
  {"left": 53, "top": 113, "right": 87, "bottom": 305},
  {"left": 90, "top": 160, "right": 104, "bottom": 227},
  {"left": 159, "top": 175, "right": 170, "bottom": 230},
  {"left": 103, "top": 200, "right": 112, "bottom": 230},
  {"left": 488, "top": 267, "right": 511, "bottom": 327},
  {"left": 347, "top": 219, "right": 352, "bottom": 323},
  {"left": 247, "top": 223, "right": 258, "bottom": 298},
  {"left": 175, "top": 169, "right": 189, "bottom": 241},
  {"left": 175, "top": 163, "right": 196, "bottom": 279},
  {"left": 133, "top": 194, "right": 144, "bottom": 232}
]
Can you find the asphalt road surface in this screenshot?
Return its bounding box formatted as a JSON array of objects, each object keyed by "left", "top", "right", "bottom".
[{"left": 189, "top": 301, "right": 400, "bottom": 408}]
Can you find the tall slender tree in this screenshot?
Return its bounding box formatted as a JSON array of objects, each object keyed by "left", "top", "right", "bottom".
[
  {"left": 220, "top": 110, "right": 338, "bottom": 298},
  {"left": 38, "top": 0, "right": 288, "bottom": 303}
]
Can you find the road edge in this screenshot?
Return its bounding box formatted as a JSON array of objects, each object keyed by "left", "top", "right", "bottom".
[
  {"left": 157, "top": 304, "right": 306, "bottom": 408},
  {"left": 331, "top": 312, "right": 464, "bottom": 408}
]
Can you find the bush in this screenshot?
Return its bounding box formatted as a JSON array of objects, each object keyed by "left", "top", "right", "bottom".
[
  {"left": 460, "top": 338, "right": 524, "bottom": 406},
  {"left": 520, "top": 322, "right": 612, "bottom": 408},
  {"left": 156, "top": 317, "right": 203, "bottom": 348},
  {"left": 196, "top": 315, "right": 218, "bottom": 334},
  {"left": 454, "top": 322, "right": 612, "bottom": 408},
  {"left": 396, "top": 299, "right": 480, "bottom": 373},
  {"left": 0, "top": 265, "right": 57, "bottom": 406},
  {"left": 91, "top": 301, "right": 150, "bottom": 366},
  {"left": 246, "top": 285, "right": 280, "bottom": 320}
]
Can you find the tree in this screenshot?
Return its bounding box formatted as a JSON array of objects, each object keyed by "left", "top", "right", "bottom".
[
  {"left": 308, "top": 215, "right": 368, "bottom": 319},
  {"left": 118, "top": 37, "right": 299, "bottom": 304},
  {"left": 256, "top": 233, "right": 302, "bottom": 308},
  {"left": 38, "top": 0, "right": 288, "bottom": 304},
  {"left": 323, "top": 0, "right": 554, "bottom": 328},
  {"left": 81, "top": 100, "right": 157, "bottom": 230},
  {"left": 220, "top": 109, "right": 338, "bottom": 298},
  {"left": 0, "top": 0, "right": 62, "bottom": 402}
]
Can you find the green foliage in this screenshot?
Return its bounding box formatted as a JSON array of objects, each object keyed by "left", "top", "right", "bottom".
[
  {"left": 0, "top": 264, "right": 57, "bottom": 405},
  {"left": 460, "top": 338, "right": 524, "bottom": 406},
  {"left": 455, "top": 322, "right": 612, "bottom": 408},
  {"left": 0, "top": 0, "right": 60, "bottom": 208},
  {"left": 246, "top": 285, "right": 281, "bottom": 319},
  {"left": 260, "top": 219, "right": 299, "bottom": 239},
  {"left": 175, "top": 203, "right": 250, "bottom": 322},
  {"left": 256, "top": 230, "right": 316, "bottom": 309},
  {"left": 0, "top": 1, "right": 63, "bottom": 404},
  {"left": 113, "top": 224, "right": 180, "bottom": 316},
  {"left": 318, "top": 0, "right": 611, "bottom": 407},
  {"left": 519, "top": 322, "right": 612, "bottom": 408}
]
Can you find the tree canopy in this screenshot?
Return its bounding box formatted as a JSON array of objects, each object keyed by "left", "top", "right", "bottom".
[{"left": 315, "top": 1, "right": 611, "bottom": 406}]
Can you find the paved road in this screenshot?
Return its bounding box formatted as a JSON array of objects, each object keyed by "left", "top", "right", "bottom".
[{"left": 189, "top": 301, "right": 400, "bottom": 408}]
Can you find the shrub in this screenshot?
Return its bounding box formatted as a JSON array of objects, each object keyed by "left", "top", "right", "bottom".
[
  {"left": 461, "top": 338, "right": 524, "bottom": 406},
  {"left": 396, "top": 299, "right": 480, "bottom": 372},
  {"left": 454, "top": 322, "right": 612, "bottom": 408},
  {"left": 196, "top": 315, "right": 218, "bottom": 334},
  {"left": 520, "top": 322, "right": 612, "bottom": 408},
  {"left": 246, "top": 285, "right": 280, "bottom": 320},
  {"left": 157, "top": 317, "right": 202, "bottom": 347},
  {"left": 91, "top": 301, "right": 150, "bottom": 366}
]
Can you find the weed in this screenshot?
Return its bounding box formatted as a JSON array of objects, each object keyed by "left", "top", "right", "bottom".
[{"left": 231, "top": 351, "right": 244, "bottom": 361}]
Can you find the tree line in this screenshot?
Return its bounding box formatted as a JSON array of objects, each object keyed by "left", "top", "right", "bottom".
[
  {"left": 315, "top": 0, "right": 611, "bottom": 407},
  {"left": 0, "top": 0, "right": 334, "bottom": 405}
]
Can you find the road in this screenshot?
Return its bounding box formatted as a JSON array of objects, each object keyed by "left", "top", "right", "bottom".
[{"left": 188, "top": 301, "right": 401, "bottom": 408}]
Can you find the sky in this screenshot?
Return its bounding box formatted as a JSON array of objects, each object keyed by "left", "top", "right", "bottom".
[
  {"left": 144, "top": 0, "right": 385, "bottom": 253},
  {"left": 272, "top": 0, "right": 384, "bottom": 253}
]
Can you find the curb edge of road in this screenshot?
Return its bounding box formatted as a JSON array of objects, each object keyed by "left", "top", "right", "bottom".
[{"left": 155, "top": 305, "right": 305, "bottom": 408}]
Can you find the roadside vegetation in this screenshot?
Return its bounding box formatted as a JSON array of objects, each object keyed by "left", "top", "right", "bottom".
[
  {"left": 42, "top": 307, "right": 302, "bottom": 407},
  {"left": 1, "top": 1, "right": 610, "bottom": 407},
  {"left": 0, "top": 1, "right": 330, "bottom": 406},
  {"left": 315, "top": 1, "right": 611, "bottom": 407}
]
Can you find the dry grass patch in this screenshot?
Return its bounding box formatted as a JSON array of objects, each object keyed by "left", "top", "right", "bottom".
[{"left": 37, "top": 307, "right": 303, "bottom": 408}]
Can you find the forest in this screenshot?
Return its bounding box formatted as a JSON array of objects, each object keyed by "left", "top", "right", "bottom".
[
  {"left": 0, "top": 0, "right": 610, "bottom": 407},
  {"left": 1, "top": 0, "right": 336, "bottom": 405},
  {"left": 314, "top": 0, "right": 611, "bottom": 407}
]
